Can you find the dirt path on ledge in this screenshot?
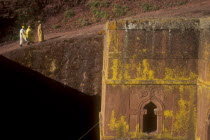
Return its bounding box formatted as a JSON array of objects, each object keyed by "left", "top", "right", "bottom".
[
  {"left": 0, "top": 0, "right": 209, "bottom": 55},
  {"left": 0, "top": 24, "right": 105, "bottom": 54}
]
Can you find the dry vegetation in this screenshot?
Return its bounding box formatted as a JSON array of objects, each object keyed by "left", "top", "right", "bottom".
[{"left": 0, "top": 0, "right": 193, "bottom": 44}]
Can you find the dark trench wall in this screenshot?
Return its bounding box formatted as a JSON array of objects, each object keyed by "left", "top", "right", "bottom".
[
  {"left": 1, "top": 35, "right": 104, "bottom": 140},
  {"left": 0, "top": 55, "right": 100, "bottom": 140}
]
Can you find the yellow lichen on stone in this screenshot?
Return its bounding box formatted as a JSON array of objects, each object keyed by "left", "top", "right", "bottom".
[
  {"left": 163, "top": 83, "right": 197, "bottom": 137},
  {"left": 142, "top": 49, "right": 147, "bottom": 52},
  {"left": 107, "top": 21, "right": 117, "bottom": 30},
  {"left": 164, "top": 110, "right": 173, "bottom": 118},
  {"left": 98, "top": 30, "right": 106, "bottom": 35},
  {"left": 108, "top": 110, "right": 117, "bottom": 130},
  {"left": 142, "top": 59, "right": 155, "bottom": 80},
  {"left": 164, "top": 85, "right": 174, "bottom": 93},
  {"left": 106, "top": 31, "right": 111, "bottom": 51},
  {"left": 107, "top": 30, "right": 119, "bottom": 53},
  {"left": 165, "top": 68, "right": 175, "bottom": 80},
  {"left": 50, "top": 59, "right": 56, "bottom": 73},
  {"left": 107, "top": 57, "right": 197, "bottom": 84},
  {"left": 156, "top": 132, "right": 173, "bottom": 139},
  {"left": 172, "top": 98, "right": 191, "bottom": 137},
  {"left": 124, "top": 63, "right": 131, "bottom": 80},
  {"left": 136, "top": 62, "right": 142, "bottom": 79},
  {"left": 165, "top": 68, "right": 197, "bottom": 81},
  {"left": 129, "top": 59, "right": 155, "bottom": 81},
  {"left": 130, "top": 125, "right": 143, "bottom": 138},
  {"left": 179, "top": 85, "right": 184, "bottom": 93},
  {"left": 111, "top": 59, "right": 119, "bottom": 80},
  {"left": 108, "top": 110, "right": 129, "bottom": 138},
  {"left": 110, "top": 59, "right": 123, "bottom": 81},
  {"left": 196, "top": 137, "right": 200, "bottom": 140},
  {"left": 198, "top": 79, "right": 210, "bottom": 90}
]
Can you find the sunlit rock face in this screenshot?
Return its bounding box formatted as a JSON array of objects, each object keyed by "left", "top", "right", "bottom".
[{"left": 2, "top": 35, "right": 104, "bottom": 96}]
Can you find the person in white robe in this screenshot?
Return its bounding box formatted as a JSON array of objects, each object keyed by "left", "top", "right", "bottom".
[{"left": 20, "top": 26, "right": 28, "bottom": 47}]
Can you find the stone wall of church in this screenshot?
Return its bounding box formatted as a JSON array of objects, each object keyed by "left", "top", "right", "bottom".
[
  {"left": 196, "top": 17, "right": 210, "bottom": 140},
  {"left": 101, "top": 18, "right": 201, "bottom": 140}
]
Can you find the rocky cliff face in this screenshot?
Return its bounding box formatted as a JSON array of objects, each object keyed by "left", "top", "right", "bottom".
[{"left": 2, "top": 34, "right": 103, "bottom": 96}]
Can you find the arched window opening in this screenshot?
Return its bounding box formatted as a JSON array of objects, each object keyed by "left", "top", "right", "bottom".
[{"left": 143, "top": 102, "right": 157, "bottom": 133}]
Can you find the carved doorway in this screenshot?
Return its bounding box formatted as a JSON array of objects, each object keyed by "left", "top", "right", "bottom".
[{"left": 143, "top": 102, "right": 157, "bottom": 133}]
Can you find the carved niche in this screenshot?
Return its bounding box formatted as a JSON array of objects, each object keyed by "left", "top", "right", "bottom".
[
  {"left": 129, "top": 88, "right": 164, "bottom": 133},
  {"left": 138, "top": 97, "right": 164, "bottom": 133}
]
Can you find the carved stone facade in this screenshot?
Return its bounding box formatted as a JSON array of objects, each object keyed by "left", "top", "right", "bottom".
[{"left": 101, "top": 18, "right": 210, "bottom": 140}]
